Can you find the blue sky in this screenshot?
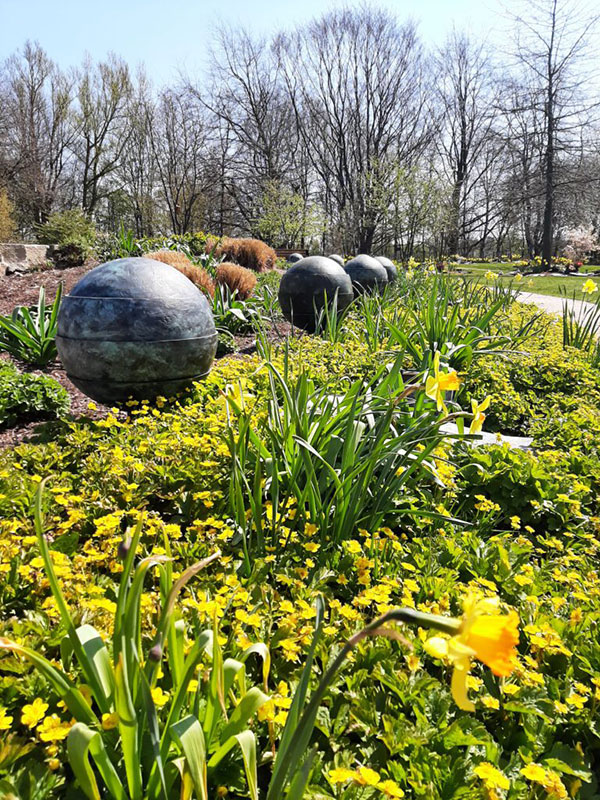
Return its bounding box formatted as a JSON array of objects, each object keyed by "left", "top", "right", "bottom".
[{"left": 1, "top": 0, "right": 495, "bottom": 84}]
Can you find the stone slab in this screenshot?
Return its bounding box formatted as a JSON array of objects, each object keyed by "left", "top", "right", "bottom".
[{"left": 0, "top": 243, "right": 50, "bottom": 274}]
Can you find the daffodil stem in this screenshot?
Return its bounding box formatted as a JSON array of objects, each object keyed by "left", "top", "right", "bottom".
[{"left": 289, "top": 605, "right": 461, "bottom": 780}]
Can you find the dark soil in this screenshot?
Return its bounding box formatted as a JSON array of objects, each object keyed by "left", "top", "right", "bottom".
[{"left": 0, "top": 263, "right": 293, "bottom": 450}]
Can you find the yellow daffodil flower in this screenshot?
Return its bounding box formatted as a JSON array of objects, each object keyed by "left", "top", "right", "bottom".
[
  {"left": 423, "top": 595, "right": 519, "bottom": 711},
  {"left": 581, "top": 278, "right": 598, "bottom": 295},
  {"left": 425, "top": 352, "right": 461, "bottom": 414},
  {"left": 469, "top": 396, "right": 491, "bottom": 434}
]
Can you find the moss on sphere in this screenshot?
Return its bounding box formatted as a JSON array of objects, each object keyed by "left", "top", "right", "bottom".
[
  {"left": 344, "top": 254, "right": 388, "bottom": 294},
  {"left": 278, "top": 256, "right": 354, "bottom": 332},
  {"left": 56, "top": 257, "right": 217, "bottom": 404},
  {"left": 374, "top": 256, "right": 398, "bottom": 282}
]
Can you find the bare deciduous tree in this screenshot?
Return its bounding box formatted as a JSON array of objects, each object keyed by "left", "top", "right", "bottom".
[
  {"left": 507, "top": 0, "right": 598, "bottom": 265},
  {"left": 0, "top": 41, "right": 75, "bottom": 229},
  {"left": 73, "top": 54, "right": 132, "bottom": 214}
]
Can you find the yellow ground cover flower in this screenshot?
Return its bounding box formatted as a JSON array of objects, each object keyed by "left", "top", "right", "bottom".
[
  {"left": 151, "top": 687, "right": 170, "bottom": 707},
  {"left": 355, "top": 766, "right": 381, "bottom": 786},
  {"left": 425, "top": 351, "right": 461, "bottom": 413},
  {"left": 37, "top": 714, "right": 71, "bottom": 742},
  {"left": 328, "top": 767, "right": 355, "bottom": 784},
  {"left": 0, "top": 708, "right": 13, "bottom": 730},
  {"left": 378, "top": 779, "right": 405, "bottom": 797},
  {"left": 474, "top": 762, "right": 509, "bottom": 790},
  {"left": 101, "top": 712, "right": 119, "bottom": 730},
  {"left": 520, "top": 764, "right": 567, "bottom": 798},
  {"left": 423, "top": 595, "right": 519, "bottom": 711},
  {"left": 21, "top": 698, "right": 48, "bottom": 728}
]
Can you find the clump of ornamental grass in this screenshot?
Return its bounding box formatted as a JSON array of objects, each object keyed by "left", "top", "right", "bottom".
[
  {"left": 209, "top": 237, "right": 277, "bottom": 273},
  {"left": 146, "top": 249, "right": 215, "bottom": 298},
  {"left": 215, "top": 262, "right": 257, "bottom": 300}
]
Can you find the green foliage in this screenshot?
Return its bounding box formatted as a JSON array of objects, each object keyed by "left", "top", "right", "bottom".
[
  {"left": 256, "top": 180, "right": 326, "bottom": 248},
  {"left": 226, "top": 351, "right": 459, "bottom": 568},
  {"left": 0, "top": 492, "right": 267, "bottom": 800},
  {"left": 561, "top": 287, "right": 600, "bottom": 355},
  {"left": 36, "top": 210, "right": 96, "bottom": 266},
  {"left": 96, "top": 231, "right": 215, "bottom": 263},
  {"left": 460, "top": 320, "right": 600, "bottom": 435},
  {"left": 0, "top": 285, "right": 62, "bottom": 366},
  {"left": 0, "top": 362, "right": 70, "bottom": 428},
  {"left": 0, "top": 292, "right": 599, "bottom": 799}
]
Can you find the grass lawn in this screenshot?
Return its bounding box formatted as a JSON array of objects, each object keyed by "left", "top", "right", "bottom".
[{"left": 454, "top": 263, "right": 600, "bottom": 300}]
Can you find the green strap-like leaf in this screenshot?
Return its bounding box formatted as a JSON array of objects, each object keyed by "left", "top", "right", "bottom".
[
  {"left": 0, "top": 638, "right": 96, "bottom": 725},
  {"left": 208, "top": 731, "right": 258, "bottom": 800},
  {"left": 114, "top": 655, "right": 143, "bottom": 800},
  {"left": 219, "top": 687, "right": 269, "bottom": 744},
  {"left": 67, "top": 723, "right": 127, "bottom": 800},
  {"left": 77, "top": 625, "right": 115, "bottom": 707},
  {"left": 170, "top": 715, "right": 208, "bottom": 800},
  {"left": 284, "top": 747, "right": 317, "bottom": 800},
  {"left": 34, "top": 484, "right": 111, "bottom": 714}
]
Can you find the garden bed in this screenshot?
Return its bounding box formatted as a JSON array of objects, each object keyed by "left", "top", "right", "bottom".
[{"left": 0, "top": 268, "right": 599, "bottom": 799}]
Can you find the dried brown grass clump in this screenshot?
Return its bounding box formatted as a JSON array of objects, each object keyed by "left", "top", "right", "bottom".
[
  {"left": 146, "top": 249, "right": 194, "bottom": 269},
  {"left": 215, "top": 262, "right": 257, "bottom": 300},
  {"left": 212, "top": 237, "right": 277, "bottom": 273},
  {"left": 146, "top": 249, "right": 215, "bottom": 298}
]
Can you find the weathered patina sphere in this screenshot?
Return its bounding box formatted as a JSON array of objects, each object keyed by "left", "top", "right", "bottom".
[
  {"left": 374, "top": 255, "right": 398, "bottom": 282},
  {"left": 328, "top": 254, "right": 345, "bottom": 267},
  {"left": 344, "top": 254, "right": 388, "bottom": 294},
  {"left": 278, "top": 256, "right": 354, "bottom": 332},
  {"left": 56, "top": 257, "right": 218, "bottom": 404},
  {"left": 287, "top": 252, "right": 304, "bottom": 264}
]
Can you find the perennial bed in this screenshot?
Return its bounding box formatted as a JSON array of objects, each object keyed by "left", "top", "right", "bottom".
[{"left": 0, "top": 269, "right": 599, "bottom": 799}]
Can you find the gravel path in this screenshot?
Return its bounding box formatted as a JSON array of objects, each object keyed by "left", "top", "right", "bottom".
[{"left": 517, "top": 291, "right": 599, "bottom": 329}]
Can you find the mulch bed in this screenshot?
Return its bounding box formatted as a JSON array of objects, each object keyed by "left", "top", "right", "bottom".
[
  {"left": 0, "top": 264, "right": 294, "bottom": 450},
  {"left": 0, "top": 262, "right": 96, "bottom": 316}
]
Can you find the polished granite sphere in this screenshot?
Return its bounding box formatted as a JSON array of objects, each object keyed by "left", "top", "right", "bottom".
[
  {"left": 56, "top": 257, "right": 218, "bottom": 404},
  {"left": 287, "top": 252, "right": 304, "bottom": 264},
  {"left": 328, "top": 254, "right": 345, "bottom": 267},
  {"left": 374, "top": 255, "right": 398, "bottom": 282},
  {"left": 278, "top": 256, "right": 354, "bottom": 332},
  {"left": 344, "top": 254, "right": 388, "bottom": 294}
]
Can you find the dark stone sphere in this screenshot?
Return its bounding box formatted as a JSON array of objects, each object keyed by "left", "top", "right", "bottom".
[
  {"left": 287, "top": 252, "right": 304, "bottom": 264},
  {"left": 278, "top": 256, "right": 354, "bottom": 332},
  {"left": 374, "top": 256, "right": 398, "bottom": 282},
  {"left": 344, "top": 254, "right": 388, "bottom": 294},
  {"left": 56, "top": 257, "right": 218, "bottom": 404},
  {"left": 328, "top": 254, "right": 345, "bottom": 267}
]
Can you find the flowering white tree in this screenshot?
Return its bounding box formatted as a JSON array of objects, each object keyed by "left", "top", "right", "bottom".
[{"left": 561, "top": 225, "right": 598, "bottom": 263}]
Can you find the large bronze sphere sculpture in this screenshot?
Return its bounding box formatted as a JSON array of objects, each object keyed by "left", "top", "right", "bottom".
[
  {"left": 344, "top": 254, "right": 388, "bottom": 294},
  {"left": 374, "top": 256, "right": 398, "bottom": 283},
  {"left": 278, "top": 256, "right": 354, "bottom": 332},
  {"left": 287, "top": 252, "right": 304, "bottom": 264},
  {"left": 328, "top": 254, "right": 345, "bottom": 267},
  {"left": 56, "top": 257, "right": 218, "bottom": 404}
]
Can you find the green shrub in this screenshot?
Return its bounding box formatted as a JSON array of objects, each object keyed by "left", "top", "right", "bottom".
[
  {"left": 0, "top": 362, "right": 70, "bottom": 428},
  {"left": 460, "top": 320, "right": 600, "bottom": 435},
  {"left": 36, "top": 209, "right": 97, "bottom": 267}
]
